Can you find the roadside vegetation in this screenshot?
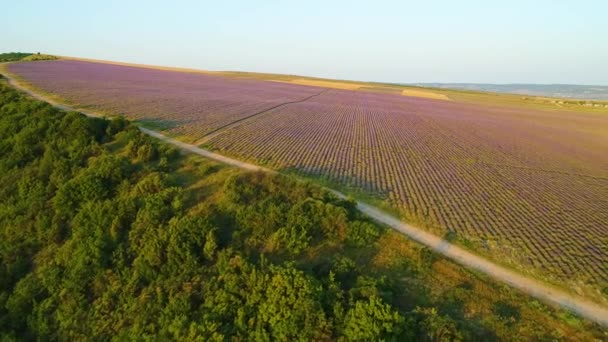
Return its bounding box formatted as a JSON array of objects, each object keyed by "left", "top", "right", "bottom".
[{"left": 0, "top": 78, "right": 604, "bottom": 340}]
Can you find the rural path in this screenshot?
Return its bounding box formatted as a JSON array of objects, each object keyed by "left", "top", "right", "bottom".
[{"left": 3, "top": 71, "right": 608, "bottom": 327}]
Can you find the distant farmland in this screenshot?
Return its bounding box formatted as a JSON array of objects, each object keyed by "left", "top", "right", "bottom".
[
  {"left": 413, "top": 83, "right": 608, "bottom": 101},
  {"left": 8, "top": 60, "right": 324, "bottom": 137},
  {"left": 7, "top": 60, "right": 608, "bottom": 294}
]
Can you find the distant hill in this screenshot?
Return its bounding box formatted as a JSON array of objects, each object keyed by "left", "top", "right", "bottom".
[
  {"left": 411, "top": 83, "right": 608, "bottom": 101},
  {"left": 0, "top": 52, "right": 33, "bottom": 62},
  {"left": 0, "top": 52, "right": 57, "bottom": 62}
]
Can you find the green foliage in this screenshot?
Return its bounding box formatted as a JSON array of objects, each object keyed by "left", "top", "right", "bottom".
[
  {"left": 347, "top": 220, "right": 381, "bottom": 247},
  {"left": 0, "top": 53, "right": 33, "bottom": 62},
  {"left": 0, "top": 52, "right": 57, "bottom": 62},
  {"left": 414, "top": 307, "right": 464, "bottom": 342},
  {"left": 251, "top": 265, "right": 332, "bottom": 340},
  {"left": 342, "top": 295, "right": 408, "bottom": 341},
  {"left": 20, "top": 54, "right": 58, "bottom": 61}
]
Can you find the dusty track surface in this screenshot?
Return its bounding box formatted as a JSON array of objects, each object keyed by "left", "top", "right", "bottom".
[{"left": 3, "top": 72, "right": 608, "bottom": 327}]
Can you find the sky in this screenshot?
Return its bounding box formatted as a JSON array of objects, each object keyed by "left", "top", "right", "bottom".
[{"left": 2, "top": 0, "right": 608, "bottom": 84}]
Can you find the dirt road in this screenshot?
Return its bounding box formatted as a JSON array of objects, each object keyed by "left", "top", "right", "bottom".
[{"left": 4, "top": 71, "right": 608, "bottom": 327}]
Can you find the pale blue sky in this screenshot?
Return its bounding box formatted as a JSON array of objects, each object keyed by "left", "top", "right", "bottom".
[{"left": 2, "top": 0, "right": 607, "bottom": 84}]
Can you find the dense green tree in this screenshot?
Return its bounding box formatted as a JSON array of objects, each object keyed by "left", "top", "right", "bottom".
[
  {"left": 0, "top": 53, "right": 33, "bottom": 62},
  {"left": 414, "top": 307, "right": 464, "bottom": 342},
  {"left": 342, "top": 295, "right": 408, "bottom": 341}
]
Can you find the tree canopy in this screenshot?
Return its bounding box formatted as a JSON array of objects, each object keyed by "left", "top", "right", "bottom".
[{"left": 0, "top": 52, "right": 57, "bottom": 62}]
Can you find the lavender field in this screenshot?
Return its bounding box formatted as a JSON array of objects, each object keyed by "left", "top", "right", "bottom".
[
  {"left": 7, "top": 60, "right": 608, "bottom": 291},
  {"left": 207, "top": 89, "right": 608, "bottom": 285},
  {"left": 8, "top": 60, "right": 324, "bottom": 138}
]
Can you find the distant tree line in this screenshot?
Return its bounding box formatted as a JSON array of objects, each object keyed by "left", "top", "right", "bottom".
[
  {"left": 0, "top": 53, "right": 33, "bottom": 62},
  {"left": 0, "top": 52, "right": 57, "bottom": 62}
]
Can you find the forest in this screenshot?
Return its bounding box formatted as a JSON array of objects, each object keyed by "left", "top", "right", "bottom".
[
  {"left": 0, "top": 77, "right": 603, "bottom": 340},
  {"left": 0, "top": 53, "right": 33, "bottom": 62}
]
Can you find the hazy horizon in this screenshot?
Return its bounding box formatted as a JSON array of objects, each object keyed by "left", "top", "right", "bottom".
[
  {"left": 3, "top": 0, "right": 607, "bottom": 85},
  {"left": 4, "top": 52, "right": 608, "bottom": 88}
]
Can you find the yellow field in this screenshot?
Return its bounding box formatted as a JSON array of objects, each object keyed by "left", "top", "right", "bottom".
[
  {"left": 279, "top": 78, "right": 362, "bottom": 90},
  {"left": 401, "top": 89, "right": 450, "bottom": 100},
  {"left": 279, "top": 79, "right": 453, "bottom": 101}
]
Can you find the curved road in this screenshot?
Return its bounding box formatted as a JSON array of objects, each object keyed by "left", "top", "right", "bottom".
[{"left": 3, "top": 71, "right": 608, "bottom": 327}]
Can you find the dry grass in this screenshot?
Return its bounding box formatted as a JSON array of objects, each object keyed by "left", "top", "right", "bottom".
[
  {"left": 21, "top": 54, "right": 58, "bottom": 61},
  {"left": 370, "top": 231, "right": 421, "bottom": 269},
  {"left": 401, "top": 88, "right": 450, "bottom": 100},
  {"left": 279, "top": 78, "right": 362, "bottom": 90}
]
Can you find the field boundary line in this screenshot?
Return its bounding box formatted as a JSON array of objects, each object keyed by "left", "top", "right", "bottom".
[
  {"left": 3, "top": 71, "right": 608, "bottom": 327},
  {"left": 193, "top": 89, "right": 329, "bottom": 145}
]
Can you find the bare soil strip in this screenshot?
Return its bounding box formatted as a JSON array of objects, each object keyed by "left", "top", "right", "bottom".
[{"left": 4, "top": 72, "right": 608, "bottom": 327}]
